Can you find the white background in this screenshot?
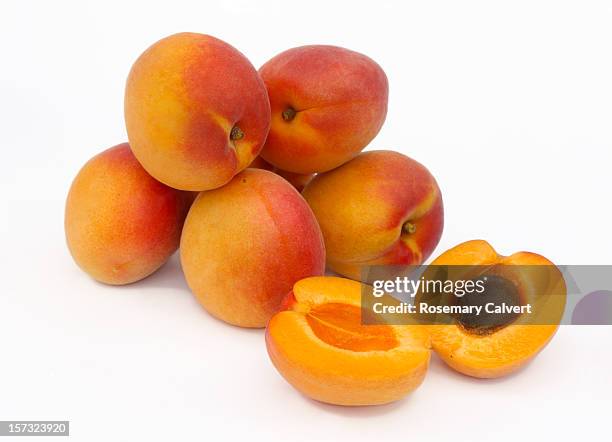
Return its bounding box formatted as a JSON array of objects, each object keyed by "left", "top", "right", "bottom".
[{"left": 1, "top": 0, "right": 611, "bottom": 441}]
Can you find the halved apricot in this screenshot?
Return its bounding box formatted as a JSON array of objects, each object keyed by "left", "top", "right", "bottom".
[
  {"left": 265, "top": 276, "right": 431, "bottom": 406},
  {"left": 425, "top": 240, "right": 566, "bottom": 378}
]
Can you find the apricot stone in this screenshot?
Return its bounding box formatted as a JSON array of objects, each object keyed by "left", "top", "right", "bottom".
[
  {"left": 180, "top": 169, "right": 325, "bottom": 328},
  {"left": 259, "top": 45, "right": 388, "bottom": 174},
  {"left": 65, "top": 143, "right": 193, "bottom": 285},
  {"left": 125, "top": 32, "right": 270, "bottom": 191}
]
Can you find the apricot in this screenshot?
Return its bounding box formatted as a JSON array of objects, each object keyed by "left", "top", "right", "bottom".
[
  {"left": 125, "top": 32, "right": 270, "bottom": 191},
  {"left": 247, "top": 156, "right": 276, "bottom": 171},
  {"left": 259, "top": 45, "right": 388, "bottom": 174},
  {"left": 180, "top": 169, "right": 325, "bottom": 328},
  {"left": 274, "top": 169, "right": 315, "bottom": 193},
  {"left": 247, "top": 156, "right": 314, "bottom": 192},
  {"left": 266, "top": 276, "right": 431, "bottom": 406},
  {"left": 425, "top": 240, "right": 566, "bottom": 378},
  {"left": 65, "top": 143, "right": 193, "bottom": 285},
  {"left": 302, "top": 151, "right": 444, "bottom": 281}
]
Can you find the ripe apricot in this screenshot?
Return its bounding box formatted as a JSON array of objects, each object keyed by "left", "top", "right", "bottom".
[
  {"left": 180, "top": 169, "right": 325, "bottom": 328},
  {"left": 425, "top": 240, "right": 566, "bottom": 378},
  {"left": 247, "top": 156, "right": 314, "bottom": 192},
  {"left": 125, "top": 33, "right": 270, "bottom": 191},
  {"left": 259, "top": 45, "right": 388, "bottom": 174},
  {"left": 266, "top": 276, "right": 431, "bottom": 406},
  {"left": 65, "top": 143, "right": 193, "bottom": 285},
  {"left": 302, "top": 151, "right": 444, "bottom": 281}
]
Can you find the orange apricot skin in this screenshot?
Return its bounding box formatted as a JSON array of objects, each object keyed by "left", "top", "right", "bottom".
[
  {"left": 266, "top": 277, "right": 431, "bottom": 406},
  {"left": 248, "top": 156, "right": 314, "bottom": 192},
  {"left": 259, "top": 45, "right": 388, "bottom": 174},
  {"left": 180, "top": 169, "right": 325, "bottom": 328},
  {"left": 125, "top": 33, "right": 270, "bottom": 191},
  {"left": 302, "top": 150, "right": 444, "bottom": 281},
  {"left": 65, "top": 143, "right": 193, "bottom": 285},
  {"left": 273, "top": 169, "right": 314, "bottom": 193},
  {"left": 427, "top": 240, "right": 566, "bottom": 379}
]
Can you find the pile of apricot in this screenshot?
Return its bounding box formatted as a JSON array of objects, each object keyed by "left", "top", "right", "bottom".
[{"left": 65, "top": 32, "right": 565, "bottom": 407}]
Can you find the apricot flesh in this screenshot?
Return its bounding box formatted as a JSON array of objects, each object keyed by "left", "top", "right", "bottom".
[
  {"left": 306, "top": 303, "right": 399, "bottom": 352},
  {"left": 180, "top": 169, "right": 325, "bottom": 328},
  {"left": 426, "top": 240, "right": 566, "bottom": 378},
  {"left": 266, "top": 276, "right": 431, "bottom": 406},
  {"left": 65, "top": 143, "right": 193, "bottom": 285}
]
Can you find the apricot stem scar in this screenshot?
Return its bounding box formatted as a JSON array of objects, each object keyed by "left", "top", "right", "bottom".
[
  {"left": 403, "top": 222, "right": 417, "bottom": 235},
  {"left": 282, "top": 107, "right": 297, "bottom": 122},
  {"left": 230, "top": 125, "right": 244, "bottom": 141}
]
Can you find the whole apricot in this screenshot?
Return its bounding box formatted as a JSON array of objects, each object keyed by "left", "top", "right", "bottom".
[
  {"left": 302, "top": 150, "right": 444, "bottom": 281},
  {"left": 259, "top": 45, "right": 388, "bottom": 174},
  {"left": 180, "top": 169, "right": 325, "bottom": 327},
  {"left": 65, "top": 143, "right": 192, "bottom": 285},
  {"left": 125, "top": 33, "right": 270, "bottom": 191}
]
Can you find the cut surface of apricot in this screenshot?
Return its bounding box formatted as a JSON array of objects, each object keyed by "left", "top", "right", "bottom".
[
  {"left": 306, "top": 303, "right": 399, "bottom": 352},
  {"left": 426, "top": 240, "right": 566, "bottom": 379},
  {"left": 265, "top": 276, "right": 431, "bottom": 406}
]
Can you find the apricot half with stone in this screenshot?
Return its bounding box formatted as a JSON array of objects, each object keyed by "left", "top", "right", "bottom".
[{"left": 425, "top": 240, "right": 566, "bottom": 378}]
